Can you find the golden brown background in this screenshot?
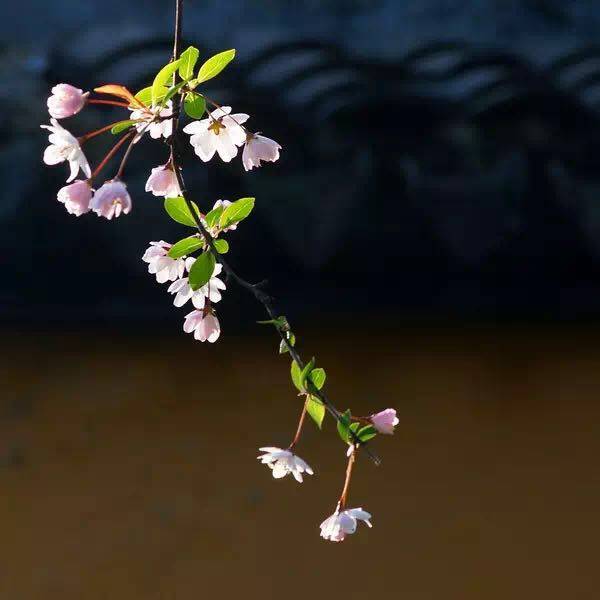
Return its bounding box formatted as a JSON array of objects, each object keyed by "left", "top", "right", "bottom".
[{"left": 1, "top": 323, "right": 597, "bottom": 599}]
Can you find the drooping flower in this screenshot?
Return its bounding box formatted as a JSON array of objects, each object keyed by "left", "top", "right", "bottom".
[
  {"left": 167, "top": 260, "right": 226, "bottom": 308},
  {"left": 145, "top": 165, "right": 180, "bottom": 198},
  {"left": 319, "top": 506, "right": 372, "bottom": 542},
  {"left": 242, "top": 133, "right": 281, "bottom": 171},
  {"left": 90, "top": 180, "right": 131, "bottom": 220},
  {"left": 130, "top": 101, "right": 173, "bottom": 140},
  {"left": 183, "top": 310, "right": 221, "bottom": 343},
  {"left": 257, "top": 447, "right": 314, "bottom": 483},
  {"left": 47, "top": 83, "right": 88, "bottom": 119},
  {"left": 57, "top": 180, "right": 92, "bottom": 216},
  {"left": 41, "top": 119, "right": 91, "bottom": 183},
  {"left": 183, "top": 106, "right": 248, "bottom": 163},
  {"left": 369, "top": 409, "right": 399, "bottom": 435},
  {"left": 142, "top": 241, "right": 186, "bottom": 284}
]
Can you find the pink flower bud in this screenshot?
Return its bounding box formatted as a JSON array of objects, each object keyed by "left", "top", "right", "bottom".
[
  {"left": 369, "top": 408, "right": 399, "bottom": 435},
  {"left": 47, "top": 84, "right": 87, "bottom": 119},
  {"left": 144, "top": 165, "right": 180, "bottom": 198},
  {"left": 90, "top": 180, "right": 132, "bottom": 220},
  {"left": 183, "top": 310, "right": 221, "bottom": 343},
  {"left": 57, "top": 180, "right": 92, "bottom": 216}
]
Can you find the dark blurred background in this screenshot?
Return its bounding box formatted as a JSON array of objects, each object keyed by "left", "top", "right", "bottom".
[{"left": 1, "top": 1, "right": 600, "bottom": 598}]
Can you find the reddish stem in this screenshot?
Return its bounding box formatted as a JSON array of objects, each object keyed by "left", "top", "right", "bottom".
[
  {"left": 87, "top": 99, "right": 130, "bottom": 108},
  {"left": 79, "top": 122, "right": 132, "bottom": 144},
  {"left": 90, "top": 131, "right": 135, "bottom": 181},
  {"left": 288, "top": 404, "right": 307, "bottom": 450},
  {"left": 339, "top": 449, "right": 356, "bottom": 509}
]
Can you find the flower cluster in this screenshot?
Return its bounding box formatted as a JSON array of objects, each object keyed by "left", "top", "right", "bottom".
[{"left": 41, "top": 38, "right": 398, "bottom": 544}]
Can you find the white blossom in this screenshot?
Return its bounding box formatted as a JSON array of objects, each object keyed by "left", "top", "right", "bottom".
[
  {"left": 183, "top": 106, "right": 248, "bottom": 163},
  {"left": 130, "top": 101, "right": 173, "bottom": 140},
  {"left": 242, "top": 133, "right": 281, "bottom": 171},
  {"left": 41, "top": 119, "right": 91, "bottom": 183},
  {"left": 320, "top": 506, "right": 372, "bottom": 542},
  {"left": 167, "top": 259, "right": 226, "bottom": 308},
  {"left": 142, "top": 241, "right": 186, "bottom": 283},
  {"left": 257, "top": 447, "right": 314, "bottom": 483}
]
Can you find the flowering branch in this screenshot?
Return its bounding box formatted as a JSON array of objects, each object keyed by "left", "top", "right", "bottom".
[{"left": 39, "top": 0, "right": 401, "bottom": 542}]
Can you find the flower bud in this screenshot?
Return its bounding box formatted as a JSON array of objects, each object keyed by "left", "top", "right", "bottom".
[
  {"left": 47, "top": 84, "right": 87, "bottom": 119},
  {"left": 369, "top": 408, "right": 399, "bottom": 435}
]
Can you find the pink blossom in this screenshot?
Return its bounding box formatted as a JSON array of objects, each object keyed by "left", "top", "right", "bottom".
[
  {"left": 145, "top": 165, "right": 180, "bottom": 198},
  {"left": 90, "top": 180, "right": 131, "bottom": 220},
  {"left": 242, "top": 133, "right": 281, "bottom": 171},
  {"left": 57, "top": 180, "right": 92, "bottom": 216},
  {"left": 47, "top": 83, "right": 88, "bottom": 119},
  {"left": 183, "top": 310, "right": 221, "bottom": 343},
  {"left": 369, "top": 408, "right": 399, "bottom": 435},
  {"left": 320, "top": 506, "right": 372, "bottom": 542}
]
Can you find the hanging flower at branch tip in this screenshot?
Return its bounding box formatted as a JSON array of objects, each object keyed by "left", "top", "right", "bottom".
[
  {"left": 183, "top": 309, "right": 221, "bottom": 343},
  {"left": 242, "top": 132, "right": 281, "bottom": 171},
  {"left": 90, "top": 179, "right": 131, "bottom": 220},
  {"left": 145, "top": 164, "right": 180, "bottom": 198},
  {"left": 57, "top": 180, "right": 92, "bottom": 217},
  {"left": 319, "top": 506, "right": 372, "bottom": 542},
  {"left": 183, "top": 106, "right": 249, "bottom": 163},
  {"left": 47, "top": 83, "right": 88, "bottom": 119},
  {"left": 369, "top": 408, "right": 399, "bottom": 435},
  {"left": 142, "top": 241, "right": 186, "bottom": 283},
  {"left": 41, "top": 119, "right": 91, "bottom": 183},
  {"left": 257, "top": 447, "right": 314, "bottom": 483},
  {"left": 130, "top": 101, "right": 173, "bottom": 140}
]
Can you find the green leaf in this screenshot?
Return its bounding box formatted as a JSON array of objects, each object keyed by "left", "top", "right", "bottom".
[
  {"left": 184, "top": 92, "right": 206, "bottom": 119},
  {"left": 213, "top": 239, "right": 229, "bottom": 254},
  {"left": 204, "top": 205, "right": 224, "bottom": 228},
  {"left": 309, "top": 368, "right": 326, "bottom": 390},
  {"left": 164, "top": 196, "right": 202, "bottom": 227},
  {"left": 337, "top": 410, "right": 352, "bottom": 444},
  {"left": 306, "top": 395, "right": 326, "bottom": 429},
  {"left": 163, "top": 80, "right": 188, "bottom": 104},
  {"left": 188, "top": 252, "right": 216, "bottom": 291},
  {"left": 291, "top": 360, "right": 303, "bottom": 392},
  {"left": 195, "top": 49, "right": 236, "bottom": 84},
  {"left": 357, "top": 425, "right": 377, "bottom": 443},
  {"left": 134, "top": 87, "right": 154, "bottom": 106},
  {"left": 152, "top": 59, "right": 181, "bottom": 105},
  {"left": 167, "top": 236, "right": 203, "bottom": 259},
  {"left": 179, "top": 46, "right": 200, "bottom": 80},
  {"left": 298, "top": 358, "right": 316, "bottom": 392},
  {"left": 279, "top": 332, "right": 296, "bottom": 354},
  {"left": 219, "top": 197, "right": 255, "bottom": 229},
  {"left": 110, "top": 120, "right": 137, "bottom": 134}
]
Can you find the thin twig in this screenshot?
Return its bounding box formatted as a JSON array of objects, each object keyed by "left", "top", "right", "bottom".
[{"left": 167, "top": 0, "right": 380, "bottom": 466}]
